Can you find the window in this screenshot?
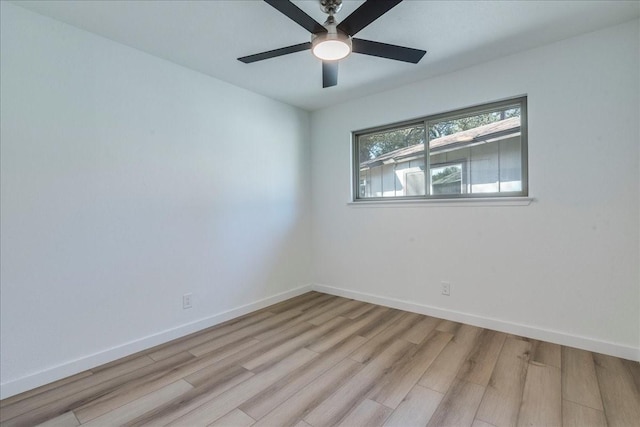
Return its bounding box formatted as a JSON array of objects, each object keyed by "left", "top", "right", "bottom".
[{"left": 353, "top": 97, "right": 527, "bottom": 200}]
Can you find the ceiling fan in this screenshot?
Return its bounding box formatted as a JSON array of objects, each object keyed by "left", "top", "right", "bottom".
[{"left": 238, "top": 0, "right": 426, "bottom": 88}]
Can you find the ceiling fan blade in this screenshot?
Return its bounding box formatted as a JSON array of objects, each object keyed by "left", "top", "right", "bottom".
[
  {"left": 238, "top": 42, "right": 311, "bottom": 63},
  {"left": 352, "top": 38, "right": 426, "bottom": 63},
  {"left": 322, "top": 61, "right": 338, "bottom": 88},
  {"left": 264, "top": 0, "right": 327, "bottom": 34},
  {"left": 337, "top": 0, "right": 403, "bottom": 36}
]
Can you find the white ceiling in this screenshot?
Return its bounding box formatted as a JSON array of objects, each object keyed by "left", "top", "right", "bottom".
[{"left": 13, "top": 0, "right": 640, "bottom": 111}]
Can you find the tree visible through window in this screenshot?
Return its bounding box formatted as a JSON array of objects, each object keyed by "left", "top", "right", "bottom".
[
  {"left": 358, "top": 125, "right": 425, "bottom": 162},
  {"left": 429, "top": 107, "right": 520, "bottom": 139}
]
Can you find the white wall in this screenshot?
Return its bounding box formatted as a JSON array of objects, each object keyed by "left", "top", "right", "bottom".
[
  {"left": 311, "top": 20, "right": 640, "bottom": 360},
  {"left": 0, "top": 2, "right": 311, "bottom": 397}
]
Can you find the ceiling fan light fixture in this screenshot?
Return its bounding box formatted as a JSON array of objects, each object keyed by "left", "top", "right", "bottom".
[{"left": 312, "top": 31, "right": 351, "bottom": 61}]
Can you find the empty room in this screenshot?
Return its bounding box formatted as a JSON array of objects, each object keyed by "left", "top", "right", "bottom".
[{"left": 1, "top": 0, "right": 639, "bottom": 426}]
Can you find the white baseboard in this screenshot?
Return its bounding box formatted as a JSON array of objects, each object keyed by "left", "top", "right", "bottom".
[
  {"left": 312, "top": 283, "right": 640, "bottom": 362},
  {"left": 0, "top": 284, "right": 313, "bottom": 400}
]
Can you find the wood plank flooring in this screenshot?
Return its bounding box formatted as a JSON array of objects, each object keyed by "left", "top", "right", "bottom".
[{"left": 1, "top": 292, "right": 639, "bottom": 427}]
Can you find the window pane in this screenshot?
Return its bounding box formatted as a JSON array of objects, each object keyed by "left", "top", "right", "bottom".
[
  {"left": 428, "top": 105, "right": 522, "bottom": 196},
  {"left": 357, "top": 124, "right": 425, "bottom": 198}
]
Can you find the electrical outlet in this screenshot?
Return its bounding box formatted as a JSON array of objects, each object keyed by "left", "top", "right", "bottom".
[
  {"left": 183, "top": 293, "right": 193, "bottom": 309},
  {"left": 441, "top": 282, "right": 451, "bottom": 296}
]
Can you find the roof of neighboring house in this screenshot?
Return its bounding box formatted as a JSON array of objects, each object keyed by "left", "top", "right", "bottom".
[{"left": 360, "top": 116, "right": 521, "bottom": 169}]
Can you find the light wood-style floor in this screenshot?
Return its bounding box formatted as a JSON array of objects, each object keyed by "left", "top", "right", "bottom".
[{"left": 1, "top": 292, "right": 639, "bottom": 427}]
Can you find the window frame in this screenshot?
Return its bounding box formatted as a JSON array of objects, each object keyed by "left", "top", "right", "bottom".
[{"left": 352, "top": 96, "right": 528, "bottom": 202}]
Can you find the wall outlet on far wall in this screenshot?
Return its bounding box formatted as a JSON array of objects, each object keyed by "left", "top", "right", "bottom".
[
  {"left": 441, "top": 282, "right": 451, "bottom": 296},
  {"left": 183, "top": 293, "right": 193, "bottom": 309}
]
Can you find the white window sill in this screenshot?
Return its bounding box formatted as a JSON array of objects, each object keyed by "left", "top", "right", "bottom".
[{"left": 347, "top": 197, "right": 534, "bottom": 208}]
